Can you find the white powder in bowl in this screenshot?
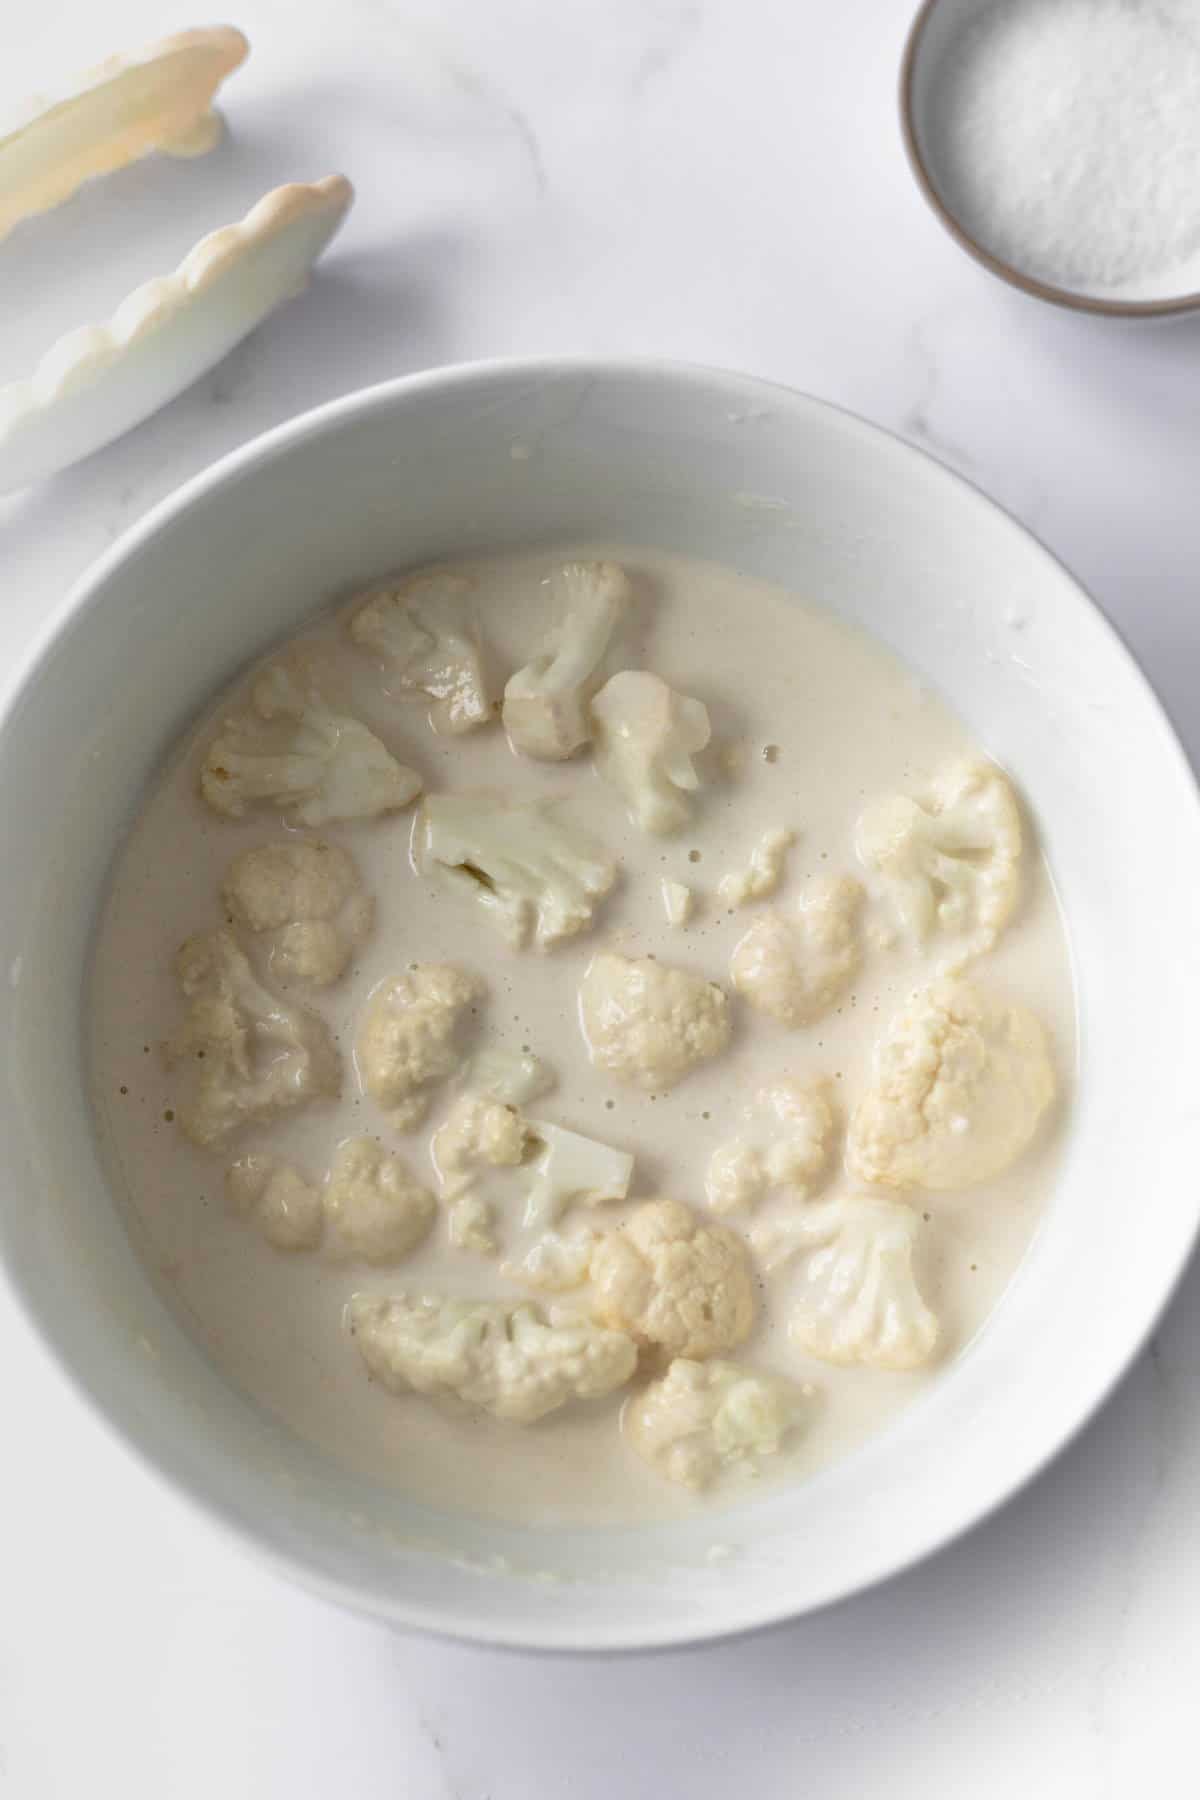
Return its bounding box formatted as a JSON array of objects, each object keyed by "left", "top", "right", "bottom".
[{"left": 924, "top": 0, "right": 1200, "bottom": 295}]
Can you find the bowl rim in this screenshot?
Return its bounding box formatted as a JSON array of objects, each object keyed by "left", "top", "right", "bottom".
[
  {"left": 898, "top": 0, "right": 1200, "bottom": 320},
  {"left": 3, "top": 352, "right": 1200, "bottom": 1653}
]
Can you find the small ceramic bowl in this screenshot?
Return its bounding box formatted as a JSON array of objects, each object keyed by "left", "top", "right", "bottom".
[
  {"left": 2, "top": 358, "right": 1199, "bottom": 1651},
  {"left": 901, "top": 0, "right": 1200, "bottom": 318}
]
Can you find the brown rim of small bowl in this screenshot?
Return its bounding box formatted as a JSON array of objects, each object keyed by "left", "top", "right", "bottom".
[{"left": 899, "top": 0, "right": 1200, "bottom": 319}]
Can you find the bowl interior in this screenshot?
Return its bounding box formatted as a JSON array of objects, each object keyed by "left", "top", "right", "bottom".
[{"left": 3, "top": 360, "right": 1199, "bottom": 1650}]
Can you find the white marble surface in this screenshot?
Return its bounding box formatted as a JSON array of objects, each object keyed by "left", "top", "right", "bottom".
[{"left": 3, "top": 1, "right": 1199, "bottom": 1793}]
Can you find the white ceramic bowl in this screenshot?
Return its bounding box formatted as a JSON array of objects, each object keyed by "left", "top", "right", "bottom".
[{"left": 3, "top": 359, "right": 1198, "bottom": 1652}]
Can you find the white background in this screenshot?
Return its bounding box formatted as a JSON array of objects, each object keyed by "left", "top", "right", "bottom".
[{"left": 3, "top": 2, "right": 1199, "bottom": 1793}]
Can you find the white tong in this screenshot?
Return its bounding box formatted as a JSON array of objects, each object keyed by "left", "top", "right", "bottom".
[{"left": 0, "top": 27, "right": 354, "bottom": 492}]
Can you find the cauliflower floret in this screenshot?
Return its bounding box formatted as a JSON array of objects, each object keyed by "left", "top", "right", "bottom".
[
  {"left": 431, "top": 1093, "right": 533, "bottom": 1199},
  {"left": 579, "top": 952, "right": 732, "bottom": 1092},
  {"left": 661, "top": 879, "right": 693, "bottom": 927},
  {"left": 431, "top": 1096, "right": 631, "bottom": 1235},
  {"left": 718, "top": 827, "right": 796, "bottom": 907},
  {"left": 201, "top": 664, "right": 422, "bottom": 825},
  {"left": 590, "top": 1198, "right": 756, "bottom": 1360},
  {"left": 730, "top": 874, "right": 863, "bottom": 1027},
  {"left": 323, "top": 1137, "right": 435, "bottom": 1264},
  {"left": 519, "top": 1119, "right": 634, "bottom": 1230},
  {"left": 706, "top": 1078, "right": 834, "bottom": 1214},
  {"left": 348, "top": 1293, "right": 637, "bottom": 1422},
  {"left": 625, "top": 1358, "right": 807, "bottom": 1490},
  {"left": 221, "top": 839, "right": 373, "bottom": 986},
  {"left": 422, "top": 792, "right": 617, "bottom": 949},
  {"left": 847, "top": 977, "right": 1055, "bottom": 1190},
  {"left": 502, "top": 1227, "right": 597, "bottom": 1292},
  {"left": 225, "top": 1153, "right": 323, "bottom": 1251},
  {"left": 502, "top": 561, "right": 630, "bottom": 760},
  {"left": 590, "top": 670, "right": 711, "bottom": 834},
  {"left": 349, "top": 570, "right": 490, "bottom": 735},
  {"left": 466, "top": 1044, "right": 555, "bottom": 1106},
  {"left": 447, "top": 1195, "right": 499, "bottom": 1255},
  {"left": 751, "top": 1195, "right": 939, "bottom": 1371},
  {"left": 856, "top": 759, "right": 1021, "bottom": 966},
  {"left": 171, "top": 929, "right": 339, "bottom": 1146},
  {"left": 356, "top": 964, "right": 482, "bottom": 1130}
]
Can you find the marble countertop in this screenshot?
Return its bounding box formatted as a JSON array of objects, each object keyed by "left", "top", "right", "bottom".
[{"left": 3, "top": 2, "right": 1199, "bottom": 1793}]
